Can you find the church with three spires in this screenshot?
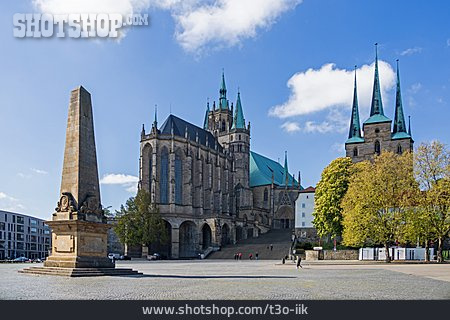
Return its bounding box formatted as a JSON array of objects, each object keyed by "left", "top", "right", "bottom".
[
  {"left": 345, "top": 45, "right": 414, "bottom": 162},
  {"left": 138, "top": 72, "right": 302, "bottom": 258}
]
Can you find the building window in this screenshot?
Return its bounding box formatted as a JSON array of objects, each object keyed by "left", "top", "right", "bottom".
[
  {"left": 160, "top": 148, "right": 169, "bottom": 204},
  {"left": 221, "top": 120, "right": 226, "bottom": 132},
  {"left": 302, "top": 212, "right": 305, "bottom": 218},
  {"left": 375, "top": 128, "right": 380, "bottom": 134},
  {"left": 30, "top": 219, "right": 37, "bottom": 225},
  {"left": 175, "top": 152, "right": 183, "bottom": 205},
  {"left": 17, "top": 216, "right": 24, "bottom": 224},
  {"left": 397, "top": 144, "right": 403, "bottom": 154},
  {"left": 239, "top": 134, "right": 241, "bottom": 141},
  {"left": 302, "top": 203, "right": 306, "bottom": 208},
  {"left": 30, "top": 227, "right": 37, "bottom": 233},
  {"left": 263, "top": 188, "right": 268, "bottom": 202},
  {"left": 302, "top": 222, "right": 305, "bottom": 227},
  {"left": 17, "top": 225, "right": 24, "bottom": 233},
  {"left": 353, "top": 147, "right": 358, "bottom": 157},
  {"left": 230, "top": 135, "right": 233, "bottom": 141},
  {"left": 374, "top": 140, "right": 381, "bottom": 155}
]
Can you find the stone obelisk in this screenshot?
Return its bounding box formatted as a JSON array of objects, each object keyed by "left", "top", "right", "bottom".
[
  {"left": 42, "top": 86, "right": 113, "bottom": 269},
  {"left": 21, "top": 86, "right": 140, "bottom": 276}
]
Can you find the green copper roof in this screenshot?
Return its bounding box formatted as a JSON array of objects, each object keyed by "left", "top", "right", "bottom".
[
  {"left": 393, "top": 60, "right": 407, "bottom": 134},
  {"left": 203, "top": 102, "right": 209, "bottom": 130},
  {"left": 391, "top": 132, "right": 411, "bottom": 140},
  {"left": 249, "top": 151, "right": 300, "bottom": 188},
  {"left": 219, "top": 71, "right": 228, "bottom": 110},
  {"left": 345, "top": 136, "right": 365, "bottom": 144},
  {"left": 231, "top": 91, "right": 245, "bottom": 129},
  {"left": 364, "top": 114, "right": 392, "bottom": 124},
  {"left": 348, "top": 68, "right": 363, "bottom": 141},
  {"left": 367, "top": 44, "right": 389, "bottom": 123}
]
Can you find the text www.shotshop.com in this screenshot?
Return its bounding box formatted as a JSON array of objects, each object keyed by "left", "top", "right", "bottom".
[{"left": 142, "top": 303, "right": 309, "bottom": 317}]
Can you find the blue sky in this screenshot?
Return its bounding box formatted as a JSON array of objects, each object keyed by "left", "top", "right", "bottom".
[{"left": 0, "top": 0, "right": 449, "bottom": 219}]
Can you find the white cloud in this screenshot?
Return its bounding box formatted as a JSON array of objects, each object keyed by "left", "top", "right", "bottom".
[
  {"left": 0, "top": 192, "right": 25, "bottom": 212},
  {"left": 409, "top": 83, "right": 422, "bottom": 94},
  {"left": 400, "top": 47, "right": 422, "bottom": 56},
  {"left": 31, "top": 168, "right": 48, "bottom": 175},
  {"left": 17, "top": 172, "right": 32, "bottom": 179},
  {"left": 32, "top": 0, "right": 300, "bottom": 52},
  {"left": 446, "top": 39, "right": 450, "bottom": 47},
  {"left": 100, "top": 173, "right": 139, "bottom": 193},
  {"left": 0, "top": 192, "right": 17, "bottom": 201},
  {"left": 269, "top": 61, "right": 395, "bottom": 119},
  {"left": 169, "top": 0, "right": 302, "bottom": 52},
  {"left": 281, "top": 121, "right": 300, "bottom": 133}
]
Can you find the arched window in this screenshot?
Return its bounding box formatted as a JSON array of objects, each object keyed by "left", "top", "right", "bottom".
[
  {"left": 175, "top": 151, "right": 183, "bottom": 204},
  {"left": 263, "top": 188, "right": 268, "bottom": 206},
  {"left": 221, "top": 120, "right": 226, "bottom": 132},
  {"left": 397, "top": 144, "right": 403, "bottom": 154},
  {"left": 160, "top": 148, "right": 169, "bottom": 204},
  {"left": 353, "top": 147, "right": 358, "bottom": 157},
  {"left": 149, "top": 154, "right": 152, "bottom": 191},
  {"left": 374, "top": 140, "right": 381, "bottom": 155}
]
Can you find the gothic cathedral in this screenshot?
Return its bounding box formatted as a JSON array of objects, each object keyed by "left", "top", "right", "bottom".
[{"left": 138, "top": 72, "right": 302, "bottom": 258}]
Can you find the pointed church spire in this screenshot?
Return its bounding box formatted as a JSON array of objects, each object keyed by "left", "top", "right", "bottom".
[
  {"left": 408, "top": 115, "right": 412, "bottom": 136},
  {"left": 153, "top": 104, "right": 158, "bottom": 128},
  {"left": 284, "top": 151, "right": 289, "bottom": 187},
  {"left": 393, "top": 60, "right": 407, "bottom": 134},
  {"left": 348, "top": 66, "right": 362, "bottom": 141},
  {"left": 231, "top": 90, "right": 245, "bottom": 129},
  {"left": 219, "top": 69, "right": 228, "bottom": 110},
  {"left": 370, "top": 43, "right": 385, "bottom": 117},
  {"left": 203, "top": 99, "right": 210, "bottom": 130}
]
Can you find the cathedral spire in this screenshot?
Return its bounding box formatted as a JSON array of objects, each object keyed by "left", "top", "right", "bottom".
[
  {"left": 408, "top": 115, "right": 412, "bottom": 137},
  {"left": 393, "top": 60, "right": 407, "bottom": 134},
  {"left": 153, "top": 104, "right": 158, "bottom": 128},
  {"left": 370, "top": 43, "right": 385, "bottom": 117},
  {"left": 219, "top": 69, "right": 228, "bottom": 110},
  {"left": 231, "top": 90, "right": 245, "bottom": 129},
  {"left": 283, "top": 151, "right": 289, "bottom": 187},
  {"left": 203, "top": 99, "right": 210, "bottom": 130},
  {"left": 348, "top": 66, "right": 362, "bottom": 141}
]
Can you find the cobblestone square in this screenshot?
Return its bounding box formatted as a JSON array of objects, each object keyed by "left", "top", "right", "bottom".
[{"left": 1, "top": 260, "right": 449, "bottom": 300}]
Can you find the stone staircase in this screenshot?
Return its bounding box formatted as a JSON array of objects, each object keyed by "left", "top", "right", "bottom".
[
  {"left": 19, "top": 266, "right": 142, "bottom": 277},
  {"left": 208, "top": 229, "right": 293, "bottom": 260}
]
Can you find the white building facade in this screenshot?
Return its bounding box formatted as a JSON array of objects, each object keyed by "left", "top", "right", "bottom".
[{"left": 294, "top": 187, "right": 317, "bottom": 241}]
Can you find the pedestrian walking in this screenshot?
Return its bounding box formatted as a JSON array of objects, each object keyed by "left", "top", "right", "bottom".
[
  {"left": 296, "top": 256, "right": 302, "bottom": 269},
  {"left": 255, "top": 252, "right": 259, "bottom": 260},
  {"left": 270, "top": 244, "right": 273, "bottom": 251},
  {"left": 249, "top": 253, "right": 253, "bottom": 260},
  {"left": 239, "top": 252, "right": 242, "bottom": 260}
]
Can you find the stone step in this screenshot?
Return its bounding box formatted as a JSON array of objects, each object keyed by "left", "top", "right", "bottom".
[{"left": 19, "top": 267, "right": 142, "bottom": 277}]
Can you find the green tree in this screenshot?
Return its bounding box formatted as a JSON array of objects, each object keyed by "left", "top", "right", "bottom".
[
  {"left": 414, "top": 141, "right": 450, "bottom": 263},
  {"left": 313, "top": 157, "right": 353, "bottom": 240},
  {"left": 114, "top": 189, "right": 169, "bottom": 252},
  {"left": 342, "top": 152, "right": 417, "bottom": 262}
]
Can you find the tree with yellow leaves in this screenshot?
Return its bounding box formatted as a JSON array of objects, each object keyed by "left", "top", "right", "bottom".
[{"left": 342, "top": 152, "right": 417, "bottom": 262}]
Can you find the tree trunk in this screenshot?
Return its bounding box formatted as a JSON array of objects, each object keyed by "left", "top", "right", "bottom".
[
  {"left": 424, "top": 240, "right": 430, "bottom": 262},
  {"left": 385, "top": 242, "right": 391, "bottom": 263},
  {"left": 437, "top": 237, "right": 443, "bottom": 263}
]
